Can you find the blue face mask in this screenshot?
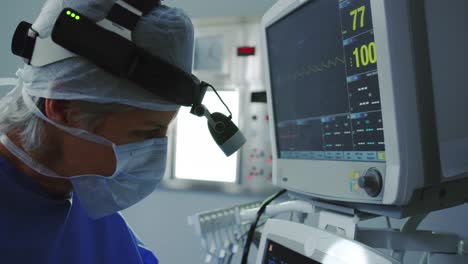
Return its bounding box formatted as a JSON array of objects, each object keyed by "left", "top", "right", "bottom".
[{"left": 0, "top": 81, "right": 168, "bottom": 219}]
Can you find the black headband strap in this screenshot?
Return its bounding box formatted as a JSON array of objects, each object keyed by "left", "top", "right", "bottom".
[
  {"left": 107, "top": 4, "right": 140, "bottom": 31},
  {"left": 121, "top": 0, "right": 162, "bottom": 15},
  {"left": 106, "top": 0, "right": 163, "bottom": 33}
]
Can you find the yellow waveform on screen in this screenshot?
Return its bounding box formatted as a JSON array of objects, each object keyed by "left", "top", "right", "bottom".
[
  {"left": 275, "top": 56, "right": 346, "bottom": 84},
  {"left": 293, "top": 56, "right": 346, "bottom": 78}
]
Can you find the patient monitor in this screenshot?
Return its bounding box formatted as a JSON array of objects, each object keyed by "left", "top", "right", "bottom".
[
  {"left": 262, "top": 0, "right": 468, "bottom": 215},
  {"left": 255, "top": 219, "right": 399, "bottom": 264}
]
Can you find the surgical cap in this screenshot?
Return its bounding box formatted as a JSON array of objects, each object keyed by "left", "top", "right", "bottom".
[{"left": 17, "top": 0, "right": 194, "bottom": 111}]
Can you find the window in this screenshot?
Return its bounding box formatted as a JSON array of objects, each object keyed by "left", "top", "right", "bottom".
[{"left": 173, "top": 90, "right": 240, "bottom": 183}]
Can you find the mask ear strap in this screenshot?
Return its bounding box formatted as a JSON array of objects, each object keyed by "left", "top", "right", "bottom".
[
  {"left": 0, "top": 134, "right": 63, "bottom": 178},
  {"left": 0, "top": 78, "right": 18, "bottom": 86},
  {"left": 21, "top": 88, "right": 114, "bottom": 146}
]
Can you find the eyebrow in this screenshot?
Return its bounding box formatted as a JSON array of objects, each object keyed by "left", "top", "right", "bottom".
[{"left": 142, "top": 122, "right": 168, "bottom": 129}]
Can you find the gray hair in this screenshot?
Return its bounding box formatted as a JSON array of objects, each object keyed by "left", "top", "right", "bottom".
[{"left": 0, "top": 93, "right": 132, "bottom": 153}]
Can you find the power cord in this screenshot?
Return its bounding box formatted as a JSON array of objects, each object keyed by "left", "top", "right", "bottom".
[
  {"left": 225, "top": 221, "right": 268, "bottom": 264},
  {"left": 240, "top": 189, "right": 287, "bottom": 264}
]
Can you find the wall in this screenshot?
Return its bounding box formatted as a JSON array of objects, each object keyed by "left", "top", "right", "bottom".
[{"left": 0, "top": 0, "right": 44, "bottom": 77}]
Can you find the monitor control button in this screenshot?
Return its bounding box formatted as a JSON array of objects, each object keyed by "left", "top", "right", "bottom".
[{"left": 358, "top": 168, "right": 382, "bottom": 197}]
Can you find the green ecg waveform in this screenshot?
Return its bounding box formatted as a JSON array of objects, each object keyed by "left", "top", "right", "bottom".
[{"left": 275, "top": 56, "right": 346, "bottom": 84}]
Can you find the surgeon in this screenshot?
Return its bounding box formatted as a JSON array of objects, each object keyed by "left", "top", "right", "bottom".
[{"left": 0, "top": 0, "right": 194, "bottom": 263}]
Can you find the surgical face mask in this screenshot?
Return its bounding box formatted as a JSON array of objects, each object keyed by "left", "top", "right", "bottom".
[{"left": 0, "top": 79, "right": 168, "bottom": 219}]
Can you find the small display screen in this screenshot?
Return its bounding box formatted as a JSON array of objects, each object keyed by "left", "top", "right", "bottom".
[
  {"left": 263, "top": 240, "right": 321, "bottom": 264},
  {"left": 267, "top": 0, "right": 385, "bottom": 162}
]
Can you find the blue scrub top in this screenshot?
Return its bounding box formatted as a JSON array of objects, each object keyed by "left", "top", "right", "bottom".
[{"left": 0, "top": 155, "right": 158, "bottom": 264}]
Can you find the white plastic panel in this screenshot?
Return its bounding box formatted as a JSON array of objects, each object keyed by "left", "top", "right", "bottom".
[{"left": 256, "top": 219, "right": 399, "bottom": 264}]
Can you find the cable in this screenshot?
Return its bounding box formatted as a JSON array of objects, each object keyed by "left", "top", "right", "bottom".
[
  {"left": 241, "top": 189, "right": 287, "bottom": 264},
  {"left": 226, "top": 221, "right": 269, "bottom": 264},
  {"left": 205, "top": 82, "right": 233, "bottom": 118},
  {"left": 239, "top": 221, "right": 268, "bottom": 241},
  {"left": 385, "top": 216, "right": 392, "bottom": 229},
  {"left": 224, "top": 254, "right": 234, "bottom": 264}
]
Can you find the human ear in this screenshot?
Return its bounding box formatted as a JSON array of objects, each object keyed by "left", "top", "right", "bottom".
[{"left": 44, "top": 99, "right": 74, "bottom": 126}]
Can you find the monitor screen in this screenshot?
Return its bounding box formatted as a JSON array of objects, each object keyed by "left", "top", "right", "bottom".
[
  {"left": 267, "top": 0, "right": 385, "bottom": 163},
  {"left": 263, "top": 239, "right": 321, "bottom": 264}
]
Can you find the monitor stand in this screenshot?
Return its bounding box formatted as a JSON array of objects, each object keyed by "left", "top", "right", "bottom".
[
  {"left": 294, "top": 200, "right": 468, "bottom": 263},
  {"left": 189, "top": 198, "right": 468, "bottom": 263}
]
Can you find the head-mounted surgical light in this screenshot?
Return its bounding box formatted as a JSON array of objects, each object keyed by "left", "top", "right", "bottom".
[
  {"left": 11, "top": 0, "right": 246, "bottom": 156},
  {"left": 191, "top": 83, "right": 246, "bottom": 157}
]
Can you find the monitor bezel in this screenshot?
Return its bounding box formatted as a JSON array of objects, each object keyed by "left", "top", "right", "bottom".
[{"left": 261, "top": 0, "right": 425, "bottom": 205}]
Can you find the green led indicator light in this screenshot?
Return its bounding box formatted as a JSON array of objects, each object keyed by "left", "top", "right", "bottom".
[
  {"left": 71, "top": 13, "right": 76, "bottom": 18},
  {"left": 66, "top": 10, "right": 71, "bottom": 16},
  {"left": 75, "top": 16, "right": 80, "bottom": 20}
]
